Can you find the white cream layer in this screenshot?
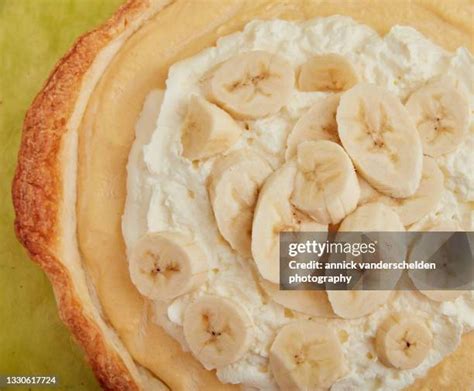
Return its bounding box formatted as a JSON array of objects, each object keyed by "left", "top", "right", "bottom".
[{"left": 123, "top": 17, "right": 474, "bottom": 390}]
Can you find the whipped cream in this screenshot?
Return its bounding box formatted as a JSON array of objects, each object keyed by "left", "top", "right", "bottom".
[{"left": 123, "top": 16, "right": 474, "bottom": 390}]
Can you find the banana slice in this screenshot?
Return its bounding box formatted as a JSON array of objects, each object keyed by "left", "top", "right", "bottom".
[
  {"left": 129, "top": 232, "right": 208, "bottom": 300},
  {"left": 291, "top": 140, "right": 360, "bottom": 224},
  {"left": 337, "top": 83, "right": 423, "bottom": 198},
  {"left": 418, "top": 290, "right": 464, "bottom": 302},
  {"left": 252, "top": 161, "right": 327, "bottom": 283},
  {"left": 206, "top": 51, "right": 294, "bottom": 119},
  {"left": 285, "top": 94, "right": 340, "bottom": 160},
  {"left": 259, "top": 279, "right": 336, "bottom": 318},
  {"left": 408, "top": 219, "right": 465, "bottom": 302},
  {"left": 358, "top": 175, "right": 381, "bottom": 205},
  {"left": 328, "top": 202, "right": 404, "bottom": 319},
  {"left": 339, "top": 202, "right": 405, "bottom": 232},
  {"left": 183, "top": 295, "right": 253, "bottom": 369},
  {"left": 387, "top": 157, "right": 444, "bottom": 226},
  {"left": 208, "top": 150, "right": 273, "bottom": 257},
  {"left": 375, "top": 312, "right": 432, "bottom": 369},
  {"left": 181, "top": 95, "right": 242, "bottom": 160},
  {"left": 338, "top": 202, "right": 406, "bottom": 266},
  {"left": 358, "top": 157, "right": 444, "bottom": 226},
  {"left": 269, "top": 320, "right": 347, "bottom": 390},
  {"left": 327, "top": 290, "right": 392, "bottom": 320},
  {"left": 298, "top": 54, "right": 358, "bottom": 92},
  {"left": 409, "top": 218, "right": 461, "bottom": 232},
  {"left": 406, "top": 80, "right": 470, "bottom": 157}
]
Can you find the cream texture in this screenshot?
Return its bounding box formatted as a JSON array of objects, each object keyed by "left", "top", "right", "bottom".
[{"left": 123, "top": 17, "right": 474, "bottom": 390}]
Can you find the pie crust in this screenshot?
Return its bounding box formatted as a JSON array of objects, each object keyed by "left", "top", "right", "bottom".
[{"left": 12, "top": 0, "right": 474, "bottom": 390}]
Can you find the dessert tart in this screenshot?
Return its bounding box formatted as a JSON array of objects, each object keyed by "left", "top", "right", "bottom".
[{"left": 12, "top": 0, "right": 474, "bottom": 390}]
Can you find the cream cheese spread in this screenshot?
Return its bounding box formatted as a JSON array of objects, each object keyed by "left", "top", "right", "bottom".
[{"left": 123, "top": 16, "right": 474, "bottom": 390}]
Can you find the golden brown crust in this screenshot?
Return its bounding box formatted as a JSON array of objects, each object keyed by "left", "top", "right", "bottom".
[
  {"left": 12, "top": 0, "right": 474, "bottom": 389},
  {"left": 12, "top": 1, "right": 160, "bottom": 390}
]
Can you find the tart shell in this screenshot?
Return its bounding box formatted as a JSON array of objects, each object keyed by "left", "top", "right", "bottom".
[
  {"left": 12, "top": 0, "right": 474, "bottom": 390},
  {"left": 12, "top": 1, "right": 169, "bottom": 389}
]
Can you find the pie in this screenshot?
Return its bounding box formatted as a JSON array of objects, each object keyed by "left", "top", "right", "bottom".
[{"left": 12, "top": 0, "right": 474, "bottom": 390}]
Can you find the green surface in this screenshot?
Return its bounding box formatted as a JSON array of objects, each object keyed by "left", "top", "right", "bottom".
[{"left": 0, "top": 1, "right": 123, "bottom": 389}]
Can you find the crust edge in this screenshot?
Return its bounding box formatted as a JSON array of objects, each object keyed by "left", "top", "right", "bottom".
[
  {"left": 12, "top": 1, "right": 160, "bottom": 390},
  {"left": 11, "top": 1, "right": 474, "bottom": 390}
]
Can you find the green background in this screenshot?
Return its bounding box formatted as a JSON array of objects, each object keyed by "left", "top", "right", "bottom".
[{"left": 0, "top": 1, "right": 122, "bottom": 389}]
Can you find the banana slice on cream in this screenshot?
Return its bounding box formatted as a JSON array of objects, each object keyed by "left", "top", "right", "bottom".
[
  {"left": 285, "top": 94, "right": 340, "bottom": 160},
  {"left": 206, "top": 50, "right": 294, "bottom": 119},
  {"left": 327, "top": 290, "right": 392, "bottom": 320},
  {"left": 376, "top": 312, "right": 432, "bottom": 369},
  {"left": 408, "top": 219, "right": 465, "bottom": 302},
  {"left": 290, "top": 140, "right": 360, "bottom": 225},
  {"left": 358, "top": 175, "right": 381, "bottom": 205},
  {"left": 183, "top": 295, "right": 253, "bottom": 369},
  {"left": 387, "top": 157, "right": 444, "bottom": 226},
  {"left": 339, "top": 202, "right": 405, "bottom": 232},
  {"left": 259, "top": 279, "right": 336, "bottom": 318},
  {"left": 406, "top": 80, "right": 469, "bottom": 157},
  {"left": 129, "top": 232, "right": 208, "bottom": 300},
  {"left": 181, "top": 95, "right": 242, "bottom": 160},
  {"left": 358, "top": 157, "right": 445, "bottom": 226},
  {"left": 208, "top": 150, "right": 273, "bottom": 257},
  {"left": 418, "top": 290, "right": 464, "bottom": 302},
  {"left": 252, "top": 161, "right": 327, "bottom": 283},
  {"left": 269, "top": 320, "right": 348, "bottom": 390},
  {"left": 337, "top": 83, "right": 423, "bottom": 198},
  {"left": 327, "top": 203, "right": 404, "bottom": 319},
  {"left": 298, "top": 54, "right": 358, "bottom": 92},
  {"left": 409, "top": 218, "right": 461, "bottom": 232}
]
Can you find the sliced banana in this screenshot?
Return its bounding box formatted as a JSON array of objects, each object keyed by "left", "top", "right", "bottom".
[
  {"left": 408, "top": 219, "right": 465, "bottom": 302},
  {"left": 406, "top": 80, "right": 470, "bottom": 157},
  {"left": 259, "top": 279, "right": 336, "bottom": 318},
  {"left": 418, "top": 290, "right": 464, "bottom": 302},
  {"left": 328, "top": 202, "right": 405, "bottom": 319},
  {"left": 291, "top": 140, "right": 360, "bottom": 225},
  {"left": 252, "top": 161, "right": 327, "bottom": 283},
  {"left": 409, "top": 218, "right": 461, "bottom": 232},
  {"left": 208, "top": 150, "right": 273, "bottom": 257},
  {"left": 206, "top": 51, "right": 294, "bottom": 119},
  {"left": 338, "top": 202, "right": 406, "bottom": 269},
  {"left": 181, "top": 95, "right": 242, "bottom": 160},
  {"left": 387, "top": 157, "right": 444, "bottom": 226},
  {"left": 376, "top": 312, "right": 432, "bottom": 369},
  {"left": 337, "top": 83, "right": 423, "bottom": 198},
  {"left": 269, "top": 320, "right": 348, "bottom": 390},
  {"left": 129, "top": 232, "right": 208, "bottom": 300},
  {"left": 183, "top": 295, "right": 253, "bottom": 369},
  {"left": 298, "top": 54, "right": 358, "bottom": 92},
  {"left": 285, "top": 94, "right": 340, "bottom": 160},
  {"left": 327, "top": 290, "right": 393, "bottom": 320},
  {"left": 339, "top": 202, "right": 405, "bottom": 232},
  {"left": 358, "top": 157, "right": 444, "bottom": 226},
  {"left": 358, "top": 175, "right": 381, "bottom": 205}
]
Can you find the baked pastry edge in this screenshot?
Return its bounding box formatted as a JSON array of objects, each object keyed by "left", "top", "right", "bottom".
[{"left": 11, "top": 1, "right": 171, "bottom": 390}]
